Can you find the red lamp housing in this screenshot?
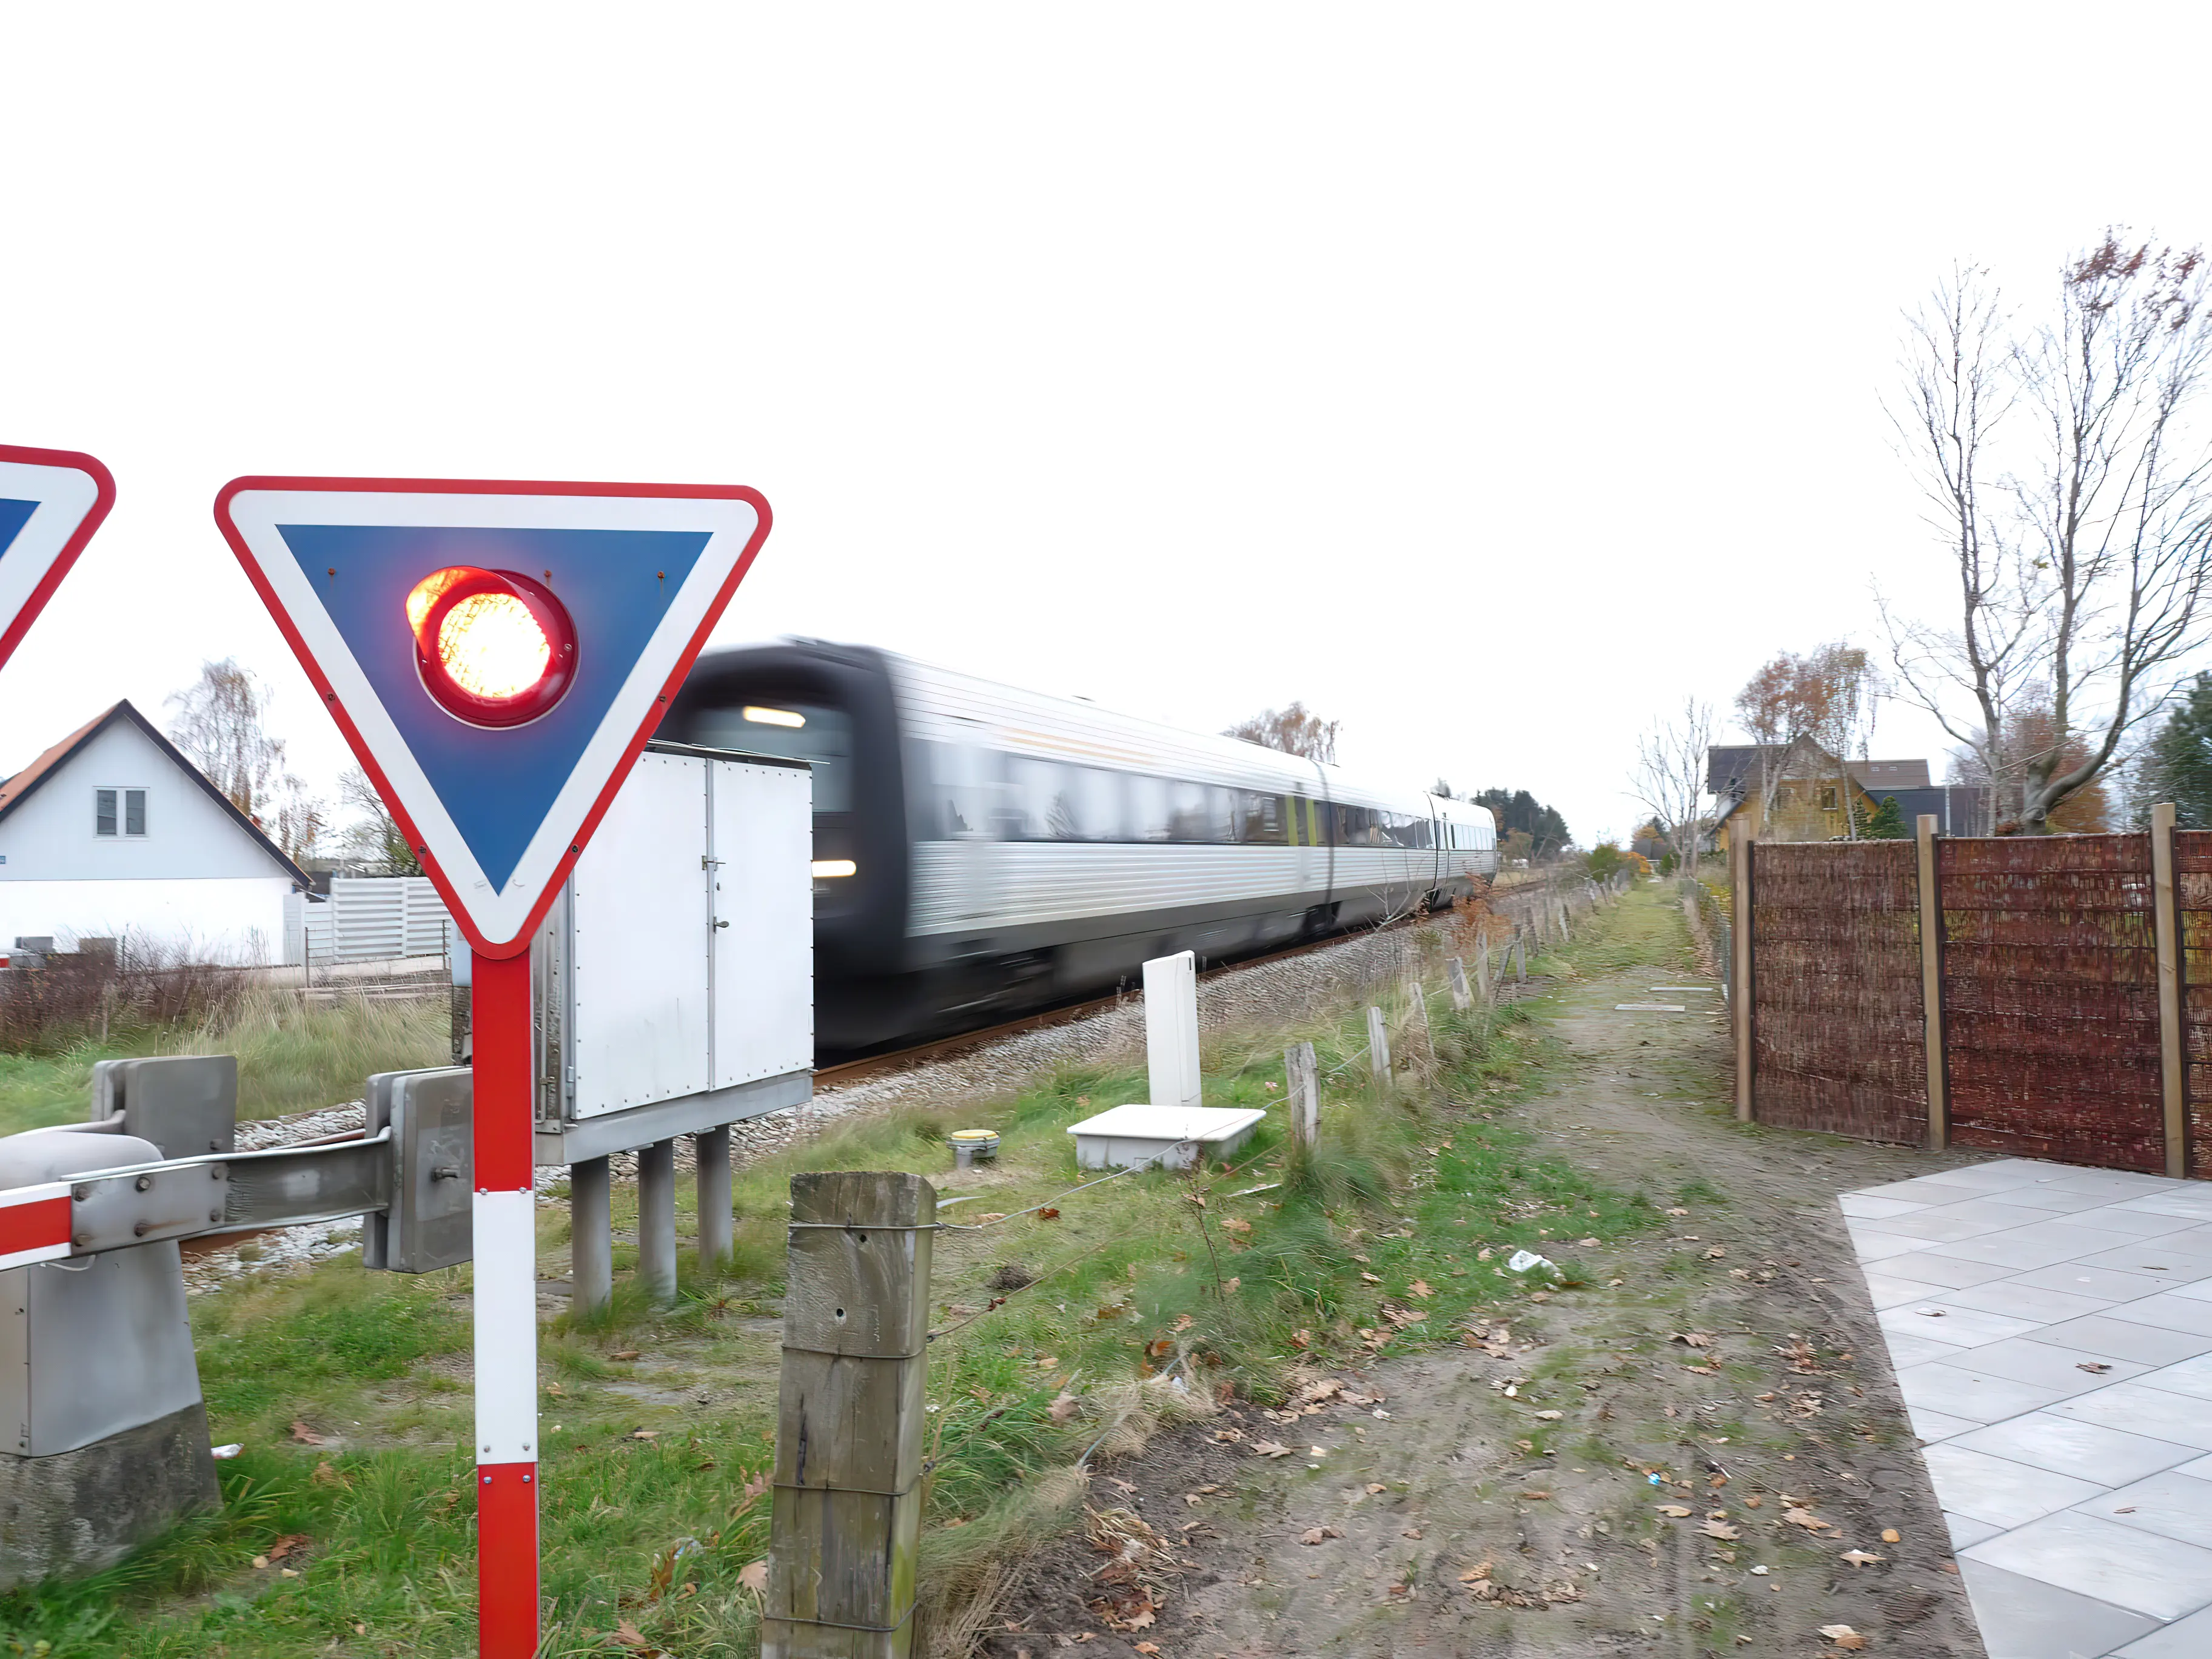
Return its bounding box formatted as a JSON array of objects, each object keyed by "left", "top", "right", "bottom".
[{"left": 406, "top": 566, "right": 577, "bottom": 728}]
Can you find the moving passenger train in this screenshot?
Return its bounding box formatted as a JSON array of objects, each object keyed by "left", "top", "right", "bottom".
[{"left": 665, "top": 641, "right": 1497, "bottom": 1051}]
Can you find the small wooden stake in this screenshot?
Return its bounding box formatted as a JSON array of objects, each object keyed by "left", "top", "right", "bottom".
[
  {"left": 1446, "top": 957, "right": 1472, "bottom": 1011},
  {"left": 1367, "top": 1006, "right": 1392, "bottom": 1090},
  {"left": 762, "top": 1171, "right": 934, "bottom": 1659},
  {"left": 2154, "top": 802, "right": 2187, "bottom": 1179},
  {"left": 1474, "top": 936, "right": 1492, "bottom": 1001},
  {"left": 1284, "top": 1042, "right": 1319, "bottom": 1147},
  {"left": 1915, "top": 814, "right": 1948, "bottom": 1153}
]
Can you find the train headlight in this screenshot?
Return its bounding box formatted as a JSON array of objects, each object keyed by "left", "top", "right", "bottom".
[
  {"left": 407, "top": 566, "right": 577, "bottom": 728},
  {"left": 811, "top": 859, "right": 857, "bottom": 879},
  {"left": 744, "top": 706, "right": 805, "bottom": 728}
]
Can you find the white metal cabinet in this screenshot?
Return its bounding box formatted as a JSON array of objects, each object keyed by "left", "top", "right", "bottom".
[
  {"left": 710, "top": 760, "right": 814, "bottom": 1088},
  {"left": 569, "top": 752, "right": 712, "bottom": 1116}
]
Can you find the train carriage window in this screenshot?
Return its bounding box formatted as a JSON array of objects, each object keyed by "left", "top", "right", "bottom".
[
  {"left": 925, "top": 742, "right": 995, "bottom": 839},
  {"left": 686, "top": 702, "right": 854, "bottom": 811},
  {"left": 1130, "top": 775, "right": 1172, "bottom": 841},
  {"left": 1167, "top": 782, "right": 1232, "bottom": 843},
  {"left": 1237, "top": 791, "right": 1287, "bottom": 845}
]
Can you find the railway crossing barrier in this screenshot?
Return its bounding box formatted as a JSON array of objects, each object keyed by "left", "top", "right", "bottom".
[{"left": 0, "top": 1056, "right": 472, "bottom": 1587}]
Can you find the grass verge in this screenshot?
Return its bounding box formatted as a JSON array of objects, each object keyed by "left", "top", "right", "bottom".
[{"left": 0, "top": 917, "right": 1667, "bottom": 1656}]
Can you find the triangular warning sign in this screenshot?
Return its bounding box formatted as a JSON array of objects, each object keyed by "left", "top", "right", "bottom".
[
  {"left": 0, "top": 445, "right": 115, "bottom": 671},
  {"left": 215, "top": 476, "right": 772, "bottom": 956}
]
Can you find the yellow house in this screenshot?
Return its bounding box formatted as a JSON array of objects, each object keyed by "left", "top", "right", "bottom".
[{"left": 1707, "top": 741, "right": 1930, "bottom": 851}]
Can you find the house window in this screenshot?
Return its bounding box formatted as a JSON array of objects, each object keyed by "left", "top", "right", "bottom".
[
  {"left": 95, "top": 788, "right": 148, "bottom": 838},
  {"left": 1818, "top": 787, "right": 1839, "bottom": 812}
]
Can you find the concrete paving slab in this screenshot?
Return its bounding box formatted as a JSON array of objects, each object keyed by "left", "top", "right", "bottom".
[
  {"left": 1857, "top": 1176, "right": 2028, "bottom": 1205},
  {"left": 1965, "top": 1508, "right": 2212, "bottom": 1620},
  {"left": 2114, "top": 1601, "right": 2212, "bottom": 1656},
  {"left": 1863, "top": 1272, "right": 1954, "bottom": 1310},
  {"left": 1958, "top": 1558, "right": 2163, "bottom": 1658},
  {"left": 1897, "top": 1364, "right": 2085, "bottom": 1424},
  {"left": 1910, "top": 1404, "right": 1985, "bottom": 1443},
  {"left": 2023, "top": 1316, "right": 2212, "bottom": 1367},
  {"left": 2073, "top": 1245, "right": 2212, "bottom": 1280},
  {"left": 1950, "top": 1412, "right": 2202, "bottom": 1485},
  {"left": 2049, "top": 1381, "right": 2212, "bottom": 1450},
  {"left": 1850, "top": 1162, "right": 2212, "bottom": 1657},
  {"left": 1928, "top": 1228, "right": 2144, "bottom": 1271},
  {"left": 2103, "top": 1293, "right": 2212, "bottom": 1338},
  {"left": 1877, "top": 1249, "right": 2027, "bottom": 1289},
  {"left": 2076, "top": 1472, "right": 2212, "bottom": 1552},
  {"left": 1838, "top": 1193, "right": 1930, "bottom": 1219},
  {"left": 1946, "top": 1510, "right": 2005, "bottom": 1551},
  {"left": 1922, "top": 1442, "right": 2111, "bottom": 1527},
  {"left": 1936, "top": 1279, "right": 2119, "bottom": 1325},
  {"left": 2012, "top": 1262, "right": 2177, "bottom": 1302},
  {"left": 1879, "top": 1303, "right": 2043, "bottom": 1349},
  {"left": 1851, "top": 1229, "right": 1929, "bottom": 1262},
  {"left": 1854, "top": 1208, "right": 2026, "bottom": 1242},
  {"left": 1940, "top": 1336, "right": 2149, "bottom": 1393},
  {"left": 2127, "top": 1353, "right": 2212, "bottom": 1402}
]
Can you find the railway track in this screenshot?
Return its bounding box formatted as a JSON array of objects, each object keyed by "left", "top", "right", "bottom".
[{"left": 810, "top": 888, "right": 1557, "bottom": 1091}]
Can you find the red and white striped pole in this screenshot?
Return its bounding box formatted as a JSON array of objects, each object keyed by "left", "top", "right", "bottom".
[
  {"left": 471, "top": 948, "right": 538, "bottom": 1655},
  {"left": 0, "top": 1182, "right": 73, "bottom": 1270}
]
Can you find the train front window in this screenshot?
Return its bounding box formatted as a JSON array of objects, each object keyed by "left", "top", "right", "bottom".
[{"left": 685, "top": 702, "right": 854, "bottom": 811}]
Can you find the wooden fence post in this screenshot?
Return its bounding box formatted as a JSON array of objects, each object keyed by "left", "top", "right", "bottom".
[
  {"left": 1367, "top": 1006, "right": 1392, "bottom": 1089},
  {"left": 762, "top": 1171, "right": 934, "bottom": 1659},
  {"left": 1513, "top": 933, "right": 1527, "bottom": 984},
  {"left": 1915, "top": 814, "right": 1949, "bottom": 1153},
  {"left": 1284, "top": 1042, "right": 1319, "bottom": 1147},
  {"left": 1730, "top": 831, "right": 1754, "bottom": 1123},
  {"left": 2154, "top": 801, "right": 2188, "bottom": 1179},
  {"left": 1446, "top": 957, "right": 1472, "bottom": 1011},
  {"left": 1473, "top": 936, "right": 1492, "bottom": 1001}
]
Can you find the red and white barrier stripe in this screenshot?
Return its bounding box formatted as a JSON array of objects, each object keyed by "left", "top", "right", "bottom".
[
  {"left": 0, "top": 1181, "right": 72, "bottom": 1270},
  {"left": 472, "top": 950, "right": 538, "bottom": 1657}
]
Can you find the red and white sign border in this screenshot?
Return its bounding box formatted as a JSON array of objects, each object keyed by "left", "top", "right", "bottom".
[
  {"left": 213, "top": 477, "right": 771, "bottom": 958},
  {"left": 0, "top": 445, "right": 116, "bottom": 672}
]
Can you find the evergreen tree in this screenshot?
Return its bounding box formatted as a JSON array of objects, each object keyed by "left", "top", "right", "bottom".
[
  {"left": 1473, "top": 788, "right": 1572, "bottom": 857},
  {"left": 2139, "top": 672, "right": 2212, "bottom": 828},
  {"left": 1863, "top": 794, "right": 1908, "bottom": 839}
]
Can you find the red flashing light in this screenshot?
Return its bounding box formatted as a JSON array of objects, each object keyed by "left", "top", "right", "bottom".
[{"left": 407, "top": 566, "right": 577, "bottom": 728}]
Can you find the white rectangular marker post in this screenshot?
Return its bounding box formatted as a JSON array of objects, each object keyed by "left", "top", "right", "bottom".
[{"left": 216, "top": 475, "right": 771, "bottom": 1659}]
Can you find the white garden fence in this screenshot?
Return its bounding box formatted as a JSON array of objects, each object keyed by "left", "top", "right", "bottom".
[{"left": 284, "top": 877, "right": 454, "bottom": 967}]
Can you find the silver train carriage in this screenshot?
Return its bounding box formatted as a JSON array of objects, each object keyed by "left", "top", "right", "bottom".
[{"left": 666, "top": 641, "right": 1498, "bottom": 1050}]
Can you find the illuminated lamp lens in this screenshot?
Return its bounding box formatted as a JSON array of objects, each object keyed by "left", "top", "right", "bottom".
[
  {"left": 811, "top": 859, "right": 857, "bottom": 879},
  {"left": 407, "top": 566, "right": 577, "bottom": 728},
  {"left": 743, "top": 706, "right": 806, "bottom": 728}
]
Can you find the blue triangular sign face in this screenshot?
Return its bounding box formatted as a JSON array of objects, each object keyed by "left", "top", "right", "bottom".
[
  {"left": 215, "top": 477, "right": 772, "bottom": 956},
  {"left": 0, "top": 446, "right": 115, "bottom": 672}
]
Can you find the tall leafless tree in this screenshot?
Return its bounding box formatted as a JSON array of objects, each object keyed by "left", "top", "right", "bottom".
[
  {"left": 1630, "top": 697, "right": 1715, "bottom": 872},
  {"left": 165, "top": 659, "right": 323, "bottom": 858},
  {"left": 1883, "top": 237, "right": 2212, "bottom": 832},
  {"left": 1224, "top": 702, "right": 1341, "bottom": 762}
]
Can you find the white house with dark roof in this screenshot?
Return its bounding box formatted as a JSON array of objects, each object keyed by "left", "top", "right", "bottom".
[{"left": 0, "top": 701, "right": 311, "bottom": 964}]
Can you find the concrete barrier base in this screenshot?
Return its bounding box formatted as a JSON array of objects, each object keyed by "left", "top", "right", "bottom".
[{"left": 0, "top": 1400, "right": 221, "bottom": 1588}]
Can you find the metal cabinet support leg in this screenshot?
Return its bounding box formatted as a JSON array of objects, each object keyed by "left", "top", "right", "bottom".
[
  {"left": 637, "top": 1139, "right": 678, "bottom": 1305},
  {"left": 571, "top": 1156, "right": 613, "bottom": 1316},
  {"left": 695, "top": 1125, "right": 732, "bottom": 1269}
]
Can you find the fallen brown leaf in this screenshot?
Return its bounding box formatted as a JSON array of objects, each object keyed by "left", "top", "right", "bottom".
[
  {"left": 1299, "top": 1526, "right": 1344, "bottom": 1544},
  {"left": 1784, "top": 1507, "right": 1833, "bottom": 1532},
  {"left": 1458, "top": 1561, "right": 1493, "bottom": 1583},
  {"left": 1657, "top": 1505, "right": 1692, "bottom": 1518},
  {"left": 288, "top": 1421, "right": 325, "bottom": 1446},
  {"left": 1839, "top": 1549, "right": 1885, "bottom": 1568},
  {"left": 1880, "top": 1526, "right": 1900, "bottom": 1542},
  {"left": 610, "top": 1349, "right": 642, "bottom": 1361},
  {"left": 1700, "top": 1520, "right": 1740, "bottom": 1541},
  {"left": 1252, "top": 1440, "right": 1293, "bottom": 1458},
  {"left": 1409, "top": 1279, "right": 1432, "bottom": 1299},
  {"left": 737, "top": 1560, "right": 768, "bottom": 1594},
  {"left": 1819, "top": 1626, "right": 1867, "bottom": 1652},
  {"left": 1048, "top": 1392, "right": 1081, "bottom": 1423}
]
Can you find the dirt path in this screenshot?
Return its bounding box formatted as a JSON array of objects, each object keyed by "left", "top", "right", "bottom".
[{"left": 987, "top": 893, "right": 1988, "bottom": 1658}]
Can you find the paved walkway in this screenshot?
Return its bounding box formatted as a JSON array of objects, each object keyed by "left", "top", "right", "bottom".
[{"left": 1848, "top": 1158, "right": 2212, "bottom": 1659}]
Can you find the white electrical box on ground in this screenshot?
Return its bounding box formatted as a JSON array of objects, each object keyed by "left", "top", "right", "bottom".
[
  {"left": 530, "top": 740, "right": 813, "bottom": 1164},
  {"left": 1066, "top": 1103, "right": 1265, "bottom": 1170}
]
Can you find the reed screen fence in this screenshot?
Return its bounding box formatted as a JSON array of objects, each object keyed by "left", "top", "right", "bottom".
[{"left": 1738, "top": 821, "right": 2194, "bottom": 1176}]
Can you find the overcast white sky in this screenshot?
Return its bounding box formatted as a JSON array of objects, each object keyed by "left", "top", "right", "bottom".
[{"left": 5, "top": 5, "right": 2210, "bottom": 846}]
